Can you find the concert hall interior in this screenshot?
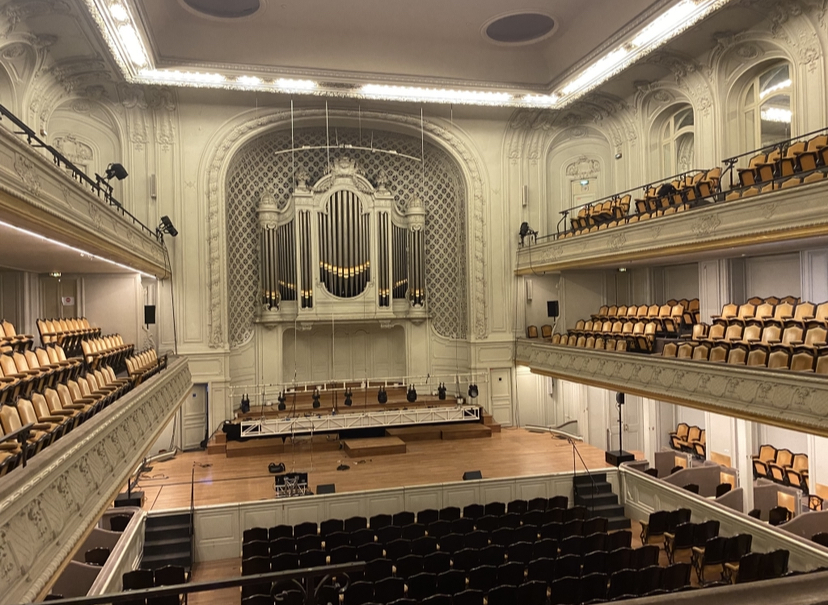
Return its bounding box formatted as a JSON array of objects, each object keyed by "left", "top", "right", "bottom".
[{"left": 3, "top": 0, "right": 828, "bottom": 604}]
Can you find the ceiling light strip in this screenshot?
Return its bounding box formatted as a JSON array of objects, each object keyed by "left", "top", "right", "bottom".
[
  {"left": 0, "top": 220, "right": 155, "bottom": 278},
  {"left": 85, "top": 0, "right": 733, "bottom": 108}
]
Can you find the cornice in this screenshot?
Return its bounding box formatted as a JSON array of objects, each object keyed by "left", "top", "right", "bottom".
[
  {"left": 0, "top": 356, "right": 192, "bottom": 604},
  {"left": 515, "top": 340, "right": 828, "bottom": 437},
  {"left": 515, "top": 180, "right": 828, "bottom": 274},
  {"left": 0, "top": 125, "right": 168, "bottom": 277}
]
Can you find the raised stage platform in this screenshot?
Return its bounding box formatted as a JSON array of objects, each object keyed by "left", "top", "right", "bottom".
[
  {"left": 138, "top": 428, "right": 624, "bottom": 511},
  {"left": 238, "top": 404, "right": 482, "bottom": 438}
]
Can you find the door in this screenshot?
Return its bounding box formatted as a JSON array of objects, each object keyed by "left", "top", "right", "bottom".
[
  {"left": 489, "top": 368, "right": 513, "bottom": 426},
  {"left": 609, "top": 393, "right": 643, "bottom": 453},
  {"left": 181, "top": 384, "right": 208, "bottom": 451},
  {"left": 515, "top": 366, "right": 545, "bottom": 427}
]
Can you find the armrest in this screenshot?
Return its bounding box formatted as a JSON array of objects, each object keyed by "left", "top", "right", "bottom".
[
  {"left": 0, "top": 422, "right": 34, "bottom": 444},
  {"left": 0, "top": 442, "right": 19, "bottom": 451},
  {"left": 51, "top": 409, "right": 76, "bottom": 416},
  {"left": 40, "top": 415, "right": 65, "bottom": 423},
  {"left": 32, "top": 422, "right": 51, "bottom": 430},
  {"left": 789, "top": 339, "right": 804, "bottom": 346}
]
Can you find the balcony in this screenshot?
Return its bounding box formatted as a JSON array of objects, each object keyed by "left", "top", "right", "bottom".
[
  {"left": 0, "top": 356, "right": 192, "bottom": 604},
  {"left": 515, "top": 339, "right": 828, "bottom": 437},
  {"left": 0, "top": 117, "right": 167, "bottom": 277},
  {"left": 516, "top": 179, "right": 828, "bottom": 274}
]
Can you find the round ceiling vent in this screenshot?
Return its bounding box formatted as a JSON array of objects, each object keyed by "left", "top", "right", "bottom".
[
  {"left": 182, "top": 0, "right": 260, "bottom": 19},
  {"left": 484, "top": 12, "right": 556, "bottom": 45}
]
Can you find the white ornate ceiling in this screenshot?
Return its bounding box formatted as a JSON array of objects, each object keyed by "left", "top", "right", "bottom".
[{"left": 76, "top": 0, "right": 734, "bottom": 107}]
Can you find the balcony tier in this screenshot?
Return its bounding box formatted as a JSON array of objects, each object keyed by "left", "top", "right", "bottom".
[
  {"left": 515, "top": 339, "right": 828, "bottom": 437},
  {"left": 516, "top": 180, "right": 828, "bottom": 274}
]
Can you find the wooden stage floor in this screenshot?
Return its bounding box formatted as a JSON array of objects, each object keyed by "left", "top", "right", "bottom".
[{"left": 137, "top": 428, "right": 618, "bottom": 511}]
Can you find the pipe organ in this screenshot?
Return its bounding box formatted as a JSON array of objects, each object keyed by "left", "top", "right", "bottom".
[{"left": 256, "top": 156, "right": 428, "bottom": 323}]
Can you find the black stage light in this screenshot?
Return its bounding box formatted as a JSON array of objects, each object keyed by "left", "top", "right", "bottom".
[
  {"left": 159, "top": 215, "right": 178, "bottom": 237},
  {"left": 344, "top": 388, "right": 353, "bottom": 407},
  {"left": 519, "top": 222, "right": 537, "bottom": 246},
  {"left": 407, "top": 385, "right": 417, "bottom": 403},
  {"left": 437, "top": 383, "right": 447, "bottom": 401},
  {"left": 312, "top": 389, "right": 321, "bottom": 409},
  {"left": 468, "top": 383, "right": 479, "bottom": 399},
  {"left": 378, "top": 387, "right": 388, "bottom": 404},
  {"left": 105, "top": 162, "right": 128, "bottom": 181},
  {"left": 240, "top": 393, "right": 250, "bottom": 413},
  {"left": 277, "top": 391, "right": 286, "bottom": 411},
  {"left": 616, "top": 392, "right": 625, "bottom": 405}
]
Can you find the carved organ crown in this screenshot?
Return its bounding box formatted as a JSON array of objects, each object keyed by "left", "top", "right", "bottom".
[{"left": 257, "top": 156, "right": 426, "bottom": 322}]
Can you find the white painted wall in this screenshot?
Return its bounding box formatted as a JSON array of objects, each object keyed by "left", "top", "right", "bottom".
[
  {"left": 82, "top": 274, "right": 143, "bottom": 347},
  {"left": 745, "top": 253, "right": 802, "bottom": 300}
]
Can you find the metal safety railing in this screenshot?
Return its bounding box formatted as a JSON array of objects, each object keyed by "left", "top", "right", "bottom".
[{"left": 0, "top": 103, "right": 161, "bottom": 242}]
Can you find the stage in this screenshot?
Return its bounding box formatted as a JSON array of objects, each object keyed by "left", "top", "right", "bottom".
[{"left": 136, "top": 428, "right": 628, "bottom": 511}]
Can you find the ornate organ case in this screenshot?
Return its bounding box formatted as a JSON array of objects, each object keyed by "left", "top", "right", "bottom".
[{"left": 257, "top": 156, "right": 427, "bottom": 323}]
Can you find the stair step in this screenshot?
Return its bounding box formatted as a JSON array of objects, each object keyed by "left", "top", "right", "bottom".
[
  {"left": 574, "top": 481, "right": 613, "bottom": 495},
  {"left": 573, "top": 473, "right": 607, "bottom": 486},
  {"left": 575, "top": 492, "right": 619, "bottom": 507},
  {"left": 146, "top": 514, "right": 191, "bottom": 528},
  {"left": 585, "top": 503, "right": 626, "bottom": 519},
  {"left": 607, "top": 516, "right": 632, "bottom": 531},
  {"left": 147, "top": 525, "right": 190, "bottom": 541},
  {"left": 144, "top": 538, "right": 192, "bottom": 558}
]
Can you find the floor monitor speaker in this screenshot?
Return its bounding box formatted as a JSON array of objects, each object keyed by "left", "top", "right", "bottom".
[
  {"left": 317, "top": 483, "right": 336, "bottom": 494},
  {"left": 463, "top": 470, "right": 483, "bottom": 481}
]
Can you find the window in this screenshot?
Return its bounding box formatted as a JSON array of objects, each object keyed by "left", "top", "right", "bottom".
[
  {"left": 743, "top": 63, "right": 792, "bottom": 149},
  {"left": 660, "top": 105, "right": 694, "bottom": 175}
]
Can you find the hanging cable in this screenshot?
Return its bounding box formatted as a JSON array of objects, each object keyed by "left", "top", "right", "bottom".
[{"left": 325, "top": 101, "right": 330, "bottom": 168}]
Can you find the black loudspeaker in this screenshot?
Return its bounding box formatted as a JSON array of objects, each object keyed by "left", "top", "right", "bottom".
[
  {"left": 144, "top": 305, "right": 156, "bottom": 325},
  {"left": 616, "top": 392, "right": 625, "bottom": 405},
  {"left": 317, "top": 483, "right": 336, "bottom": 494},
  {"left": 463, "top": 470, "right": 483, "bottom": 481},
  {"left": 547, "top": 301, "right": 559, "bottom": 317}
]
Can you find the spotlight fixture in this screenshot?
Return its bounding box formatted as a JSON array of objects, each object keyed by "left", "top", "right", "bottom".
[
  {"left": 468, "top": 384, "right": 479, "bottom": 399},
  {"left": 519, "top": 222, "right": 537, "bottom": 246},
  {"left": 157, "top": 215, "right": 178, "bottom": 237},
  {"left": 378, "top": 387, "right": 388, "bottom": 404},
  {"left": 240, "top": 393, "right": 250, "bottom": 414},
  {"left": 277, "top": 391, "right": 286, "bottom": 411},
  {"left": 407, "top": 385, "right": 418, "bottom": 403},
  {"left": 312, "top": 389, "right": 321, "bottom": 409},
  {"left": 344, "top": 388, "right": 353, "bottom": 407},
  {"left": 105, "top": 162, "right": 128, "bottom": 181},
  {"left": 437, "top": 383, "right": 447, "bottom": 401}
]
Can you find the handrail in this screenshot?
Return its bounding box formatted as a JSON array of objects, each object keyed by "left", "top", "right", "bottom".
[
  {"left": 25, "top": 562, "right": 365, "bottom": 605},
  {"left": 0, "top": 104, "right": 161, "bottom": 243},
  {"left": 189, "top": 464, "right": 195, "bottom": 574},
  {"left": 721, "top": 124, "right": 828, "bottom": 189},
  {"left": 542, "top": 168, "right": 708, "bottom": 242}
]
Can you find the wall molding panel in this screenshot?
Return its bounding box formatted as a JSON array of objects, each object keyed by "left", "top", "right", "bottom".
[
  {"left": 516, "top": 340, "right": 828, "bottom": 437},
  {"left": 187, "top": 470, "right": 619, "bottom": 562},
  {"left": 0, "top": 356, "right": 192, "bottom": 604}
]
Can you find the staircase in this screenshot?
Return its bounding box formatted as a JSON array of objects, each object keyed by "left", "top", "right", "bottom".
[
  {"left": 141, "top": 512, "right": 193, "bottom": 571},
  {"left": 573, "top": 473, "right": 631, "bottom": 530}
]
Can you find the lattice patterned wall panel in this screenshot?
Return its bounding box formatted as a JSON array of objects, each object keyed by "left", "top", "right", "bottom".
[{"left": 226, "top": 128, "right": 468, "bottom": 346}]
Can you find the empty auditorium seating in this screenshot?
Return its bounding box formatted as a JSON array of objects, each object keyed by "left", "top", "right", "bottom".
[
  {"left": 37, "top": 318, "right": 101, "bottom": 356},
  {"left": 0, "top": 320, "right": 34, "bottom": 352},
  {"left": 751, "top": 444, "right": 809, "bottom": 491},
  {"left": 0, "top": 330, "right": 160, "bottom": 477},
  {"left": 661, "top": 296, "right": 828, "bottom": 374},
  {"left": 556, "top": 299, "right": 700, "bottom": 353},
  {"left": 669, "top": 424, "right": 705, "bottom": 458}
]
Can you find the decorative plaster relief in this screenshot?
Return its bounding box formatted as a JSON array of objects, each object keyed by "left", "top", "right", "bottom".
[
  {"left": 0, "top": 357, "right": 192, "bottom": 604},
  {"left": 13, "top": 152, "right": 40, "bottom": 194},
  {"left": 515, "top": 341, "right": 828, "bottom": 435}
]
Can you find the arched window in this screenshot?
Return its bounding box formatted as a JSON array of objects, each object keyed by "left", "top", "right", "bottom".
[
  {"left": 742, "top": 63, "right": 792, "bottom": 150},
  {"left": 659, "top": 105, "right": 694, "bottom": 175}
]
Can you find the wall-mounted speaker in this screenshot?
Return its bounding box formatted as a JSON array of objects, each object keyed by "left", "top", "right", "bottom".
[
  {"left": 525, "top": 279, "right": 533, "bottom": 302},
  {"left": 144, "top": 305, "right": 156, "bottom": 325},
  {"left": 547, "top": 301, "right": 559, "bottom": 317},
  {"left": 522, "top": 184, "right": 528, "bottom": 207},
  {"left": 463, "top": 470, "right": 482, "bottom": 481},
  {"left": 150, "top": 173, "right": 157, "bottom": 199},
  {"left": 317, "top": 483, "right": 336, "bottom": 494}
]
